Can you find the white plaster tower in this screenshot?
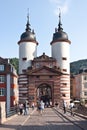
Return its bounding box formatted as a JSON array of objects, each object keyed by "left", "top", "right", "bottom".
[
  {"left": 18, "top": 14, "right": 38, "bottom": 102},
  {"left": 50, "top": 12, "right": 71, "bottom": 104},
  {"left": 18, "top": 14, "right": 38, "bottom": 74}
]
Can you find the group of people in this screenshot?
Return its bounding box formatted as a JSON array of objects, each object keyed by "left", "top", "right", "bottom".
[
  {"left": 18, "top": 99, "right": 75, "bottom": 116},
  {"left": 63, "top": 100, "right": 75, "bottom": 116},
  {"left": 18, "top": 101, "right": 29, "bottom": 115},
  {"left": 18, "top": 100, "right": 45, "bottom": 115}
]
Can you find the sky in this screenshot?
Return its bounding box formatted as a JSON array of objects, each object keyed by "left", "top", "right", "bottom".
[{"left": 0, "top": 0, "right": 87, "bottom": 63}]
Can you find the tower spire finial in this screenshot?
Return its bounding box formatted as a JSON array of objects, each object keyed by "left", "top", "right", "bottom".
[
  {"left": 58, "top": 8, "right": 63, "bottom": 31},
  {"left": 27, "top": 8, "right": 29, "bottom": 24},
  {"left": 26, "top": 8, "right": 31, "bottom": 32}
]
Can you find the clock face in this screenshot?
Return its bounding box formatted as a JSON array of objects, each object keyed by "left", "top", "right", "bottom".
[{"left": 36, "top": 63, "right": 39, "bottom": 68}]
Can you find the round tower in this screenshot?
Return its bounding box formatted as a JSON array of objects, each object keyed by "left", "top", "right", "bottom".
[
  {"left": 18, "top": 14, "right": 38, "bottom": 74},
  {"left": 50, "top": 12, "right": 71, "bottom": 74},
  {"left": 50, "top": 11, "right": 71, "bottom": 105}
]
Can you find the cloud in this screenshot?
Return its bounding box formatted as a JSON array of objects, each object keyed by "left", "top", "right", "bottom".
[{"left": 49, "top": 0, "right": 71, "bottom": 16}]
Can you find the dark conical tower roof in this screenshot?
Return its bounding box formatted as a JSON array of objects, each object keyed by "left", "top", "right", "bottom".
[
  {"left": 50, "top": 10, "right": 71, "bottom": 44},
  {"left": 18, "top": 12, "right": 38, "bottom": 45}
]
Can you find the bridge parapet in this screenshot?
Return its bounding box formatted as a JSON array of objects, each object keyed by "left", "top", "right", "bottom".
[{"left": 0, "top": 102, "right": 6, "bottom": 124}]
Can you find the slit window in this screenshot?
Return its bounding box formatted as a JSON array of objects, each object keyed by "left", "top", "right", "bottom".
[
  {"left": 22, "top": 57, "right": 27, "bottom": 61},
  {"left": 63, "top": 69, "right": 67, "bottom": 72},
  {"left": 62, "top": 57, "right": 67, "bottom": 60}
]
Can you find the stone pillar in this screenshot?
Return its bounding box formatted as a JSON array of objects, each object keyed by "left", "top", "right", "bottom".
[{"left": 0, "top": 102, "right": 6, "bottom": 124}]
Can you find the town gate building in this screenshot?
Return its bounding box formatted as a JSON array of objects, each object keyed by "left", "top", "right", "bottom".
[{"left": 18, "top": 12, "right": 71, "bottom": 106}]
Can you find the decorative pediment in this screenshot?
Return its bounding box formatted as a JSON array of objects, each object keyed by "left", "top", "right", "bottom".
[
  {"left": 27, "top": 66, "right": 62, "bottom": 76},
  {"left": 34, "top": 53, "right": 56, "bottom": 61}
]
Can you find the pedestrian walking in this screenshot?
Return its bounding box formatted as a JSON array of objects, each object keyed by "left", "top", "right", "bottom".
[
  {"left": 23, "top": 100, "right": 29, "bottom": 115},
  {"left": 45, "top": 101, "right": 49, "bottom": 108},
  {"left": 63, "top": 100, "right": 67, "bottom": 114},
  {"left": 19, "top": 103, "right": 23, "bottom": 115},
  {"left": 23, "top": 102, "right": 27, "bottom": 115},
  {"left": 31, "top": 102, "right": 35, "bottom": 110},
  {"left": 40, "top": 100, "right": 45, "bottom": 115},
  {"left": 70, "top": 101, "right": 75, "bottom": 116},
  {"left": 37, "top": 101, "right": 41, "bottom": 113}
]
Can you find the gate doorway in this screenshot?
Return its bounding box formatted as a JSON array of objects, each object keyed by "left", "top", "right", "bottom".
[{"left": 37, "top": 83, "right": 52, "bottom": 106}]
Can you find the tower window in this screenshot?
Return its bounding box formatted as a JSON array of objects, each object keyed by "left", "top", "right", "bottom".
[
  {"left": 62, "top": 83, "right": 67, "bottom": 85},
  {"left": 36, "top": 76, "right": 40, "bottom": 78},
  {"left": 22, "top": 93, "right": 27, "bottom": 96},
  {"left": 22, "top": 57, "right": 27, "bottom": 61},
  {"left": 62, "top": 57, "right": 67, "bottom": 60},
  {"left": 22, "top": 69, "right": 26, "bottom": 73},
  {"left": 63, "top": 69, "right": 67, "bottom": 72},
  {"left": 62, "top": 94, "right": 66, "bottom": 97},
  {"left": 49, "top": 75, "right": 52, "bottom": 78}
]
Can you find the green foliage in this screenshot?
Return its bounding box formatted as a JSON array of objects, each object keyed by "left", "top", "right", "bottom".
[
  {"left": 9, "top": 58, "right": 19, "bottom": 74},
  {"left": 70, "top": 59, "right": 87, "bottom": 75}
]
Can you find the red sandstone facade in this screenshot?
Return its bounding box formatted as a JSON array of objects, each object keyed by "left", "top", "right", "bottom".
[{"left": 18, "top": 53, "right": 70, "bottom": 106}]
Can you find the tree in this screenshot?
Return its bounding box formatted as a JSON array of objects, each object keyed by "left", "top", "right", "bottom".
[{"left": 10, "top": 58, "right": 19, "bottom": 74}]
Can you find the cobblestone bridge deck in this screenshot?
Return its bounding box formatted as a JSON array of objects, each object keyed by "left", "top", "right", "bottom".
[{"left": 0, "top": 107, "right": 87, "bottom": 130}]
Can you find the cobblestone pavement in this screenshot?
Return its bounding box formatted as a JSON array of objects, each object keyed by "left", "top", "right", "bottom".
[
  {"left": 0, "top": 108, "right": 34, "bottom": 130},
  {"left": 0, "top": 107, "right": 87, "bottom": 130}
]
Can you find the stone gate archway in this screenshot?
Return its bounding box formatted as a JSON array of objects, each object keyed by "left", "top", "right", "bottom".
[{"left": 37, "top": 83, "right": 52, "bottom": 106}]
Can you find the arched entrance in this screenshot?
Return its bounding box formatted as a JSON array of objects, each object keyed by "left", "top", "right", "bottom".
[{"left": 37, "top": 83, "right": 52, "bottom": 105}]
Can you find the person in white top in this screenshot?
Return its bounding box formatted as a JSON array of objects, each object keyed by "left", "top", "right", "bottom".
[
  {"left": 31, "top": 102, "right": 35, "bottom": 110},
  {"left": 40, "top": 100, "right": 45, "bottom": 114},
  {"left": 70, "top": 101, "right": 75, "bottom": 116}
]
